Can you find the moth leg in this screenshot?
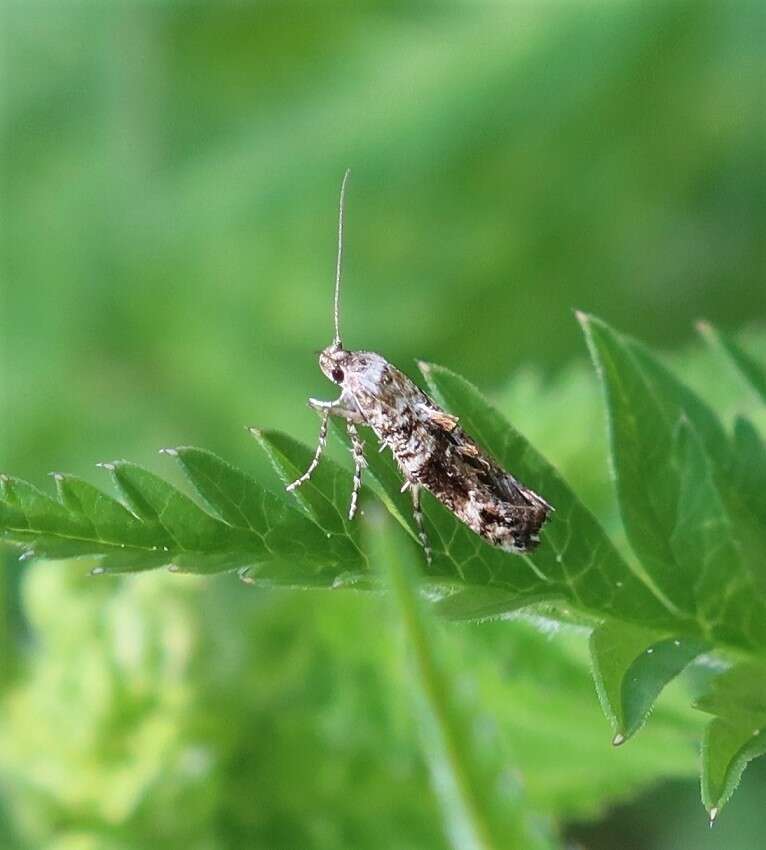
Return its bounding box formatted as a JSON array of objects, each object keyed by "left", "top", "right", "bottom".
[
  {"left": 286, "top": 409, "right": 330, "bottom": 492},
  {"left": 308, "top": 392, "right": 364, "bottom": 423},
  {"left": 410, "top": 485, "right": 432, "bottom": 566},
  {"left": 346, "top": 421, "right": 366, "bottom": 520}
]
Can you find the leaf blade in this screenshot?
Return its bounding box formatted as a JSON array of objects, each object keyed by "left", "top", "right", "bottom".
[
  {"left": 579, "top": 313, "right": 766, "bottom": 652},
  {"left": 0, "top": 454, "right": 351, "bottom": 580},
  {"left": 590, "top": 620, "right": 708, "bottom": 744},
  {"left": 418, "top": 361, "right": 676, "bottom": 630},
  {"left": 694, "top": 663, "right": 766, "bottom": 820},
  {"left": 699, "top": 321, "right": 766, "bottom": 404},
  {"left": 168, "top": 446, "right": 338, "bottom": 569},
  {"left": 249, "top": 428, "right": 367, "bottom": 570}
]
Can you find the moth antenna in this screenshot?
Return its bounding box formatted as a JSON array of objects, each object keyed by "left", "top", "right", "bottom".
[{"left": 333, "top": 168, "right": 351, "bottom": 348}]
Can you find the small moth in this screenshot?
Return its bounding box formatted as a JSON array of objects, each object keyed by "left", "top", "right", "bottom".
[{"left": 287, "top": 170, "right": 553, "bottom": 563}]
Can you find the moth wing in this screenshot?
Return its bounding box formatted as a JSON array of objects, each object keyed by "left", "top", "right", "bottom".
[
  {"left": 451, "top": 430, "right": 553, "bottom": 514},
  {"left": 418, "top": 403, "right": 459, "bottom": 433},
  {"left": 500, "top": 471, "right": 554, "bottom": 513},
  {"left": 358, "top": 364, "right": 455, "bottom": 428}
]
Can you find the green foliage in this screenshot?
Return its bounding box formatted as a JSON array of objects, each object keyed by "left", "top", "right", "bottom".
[
  {"left": 2, "top": 315, "right": 765, "bottom": 832},
  {"left": 578, "top": 316, "right": 766, "bottom": 818},
  {"left": 699, "top": 321, "right": 766, "bottom": 405},
  {"left": 417, "top": 362, "right": 671, "bottom": 627},
  {"left": 5, "top": 2, "right": 764, "bottom": 493},
  {"left": 590, "top": 621, "right": 708, "bottom": 745},
  {"left": 0, "top": 557, "right": 703, "bottom": 850},
  {"left": 580, "top": 315, "right": 766, "bottom": 651},
  {"left": 0, "top": 565, "right": 452, "bottom": 850},
  {"left": 3, "top": 3, "right": 765, "bottom": 846},
  {"left": 694, "top": 664, "right": 766, "bottom": 823},
  {"left": 248, "top": 430, "right": 367, "bottom": 573},
  {"left": 374, "top": 516, "right": 554, "bottom": 850}
]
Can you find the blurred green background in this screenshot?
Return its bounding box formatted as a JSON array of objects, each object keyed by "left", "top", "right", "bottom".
[{"left": 2, "top": 2, "right": 765, "bottom": 848}]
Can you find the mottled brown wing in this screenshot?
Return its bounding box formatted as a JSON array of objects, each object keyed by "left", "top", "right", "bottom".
[
  {"left": 445, "top": 428, "right": 552, "bottom": 552},
  {"left": 351, "top": 359, "right": 552, "bottom": 552},
  {"left": 410, "top": 423, "right": 549, "bottom": 552}
]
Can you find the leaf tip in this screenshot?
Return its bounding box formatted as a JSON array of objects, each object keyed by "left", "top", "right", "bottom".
[
  {"left": 96, "top": 462, "right": 116, "bottom": 471},
  {"left": 167, "top": 564, "right": 181, "bottom": 573},
  {"left": 90, "top": 566, "right": 106, "bottom": 576},
  {"left": 247, "top": 426, "right": 262, "bottom": 438},
  {"left": 49, "top": 472, "right": 64, "bottom": 481},
  {"left": 19, "top": 549, "right": 36, "bottom": 562},
  {"left": 709, "top": 807, "right": 719, "bottom": 827},
  {"left": 574, "top": 309, "right": 590, "bottom": 327},
  {"left": 159, "top": 447, "right": 179, "bottom": 457},
  {"left": 416, "top": 360, "right": 432, "bottom": 376},
  {"left": 695, "top": 319, "right": 714, "bottom": 338},
  {"left": 612, "top": 732, "right": 626, "bottom": 747}
]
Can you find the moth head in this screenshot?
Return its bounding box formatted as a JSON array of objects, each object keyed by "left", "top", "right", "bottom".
[{"left": 319, "top": 343, "right": 349, "bottom": 385}]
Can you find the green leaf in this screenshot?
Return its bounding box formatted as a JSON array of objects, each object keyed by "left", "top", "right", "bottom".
[
  {"left": 249, "top": 428, "right": 367, "bottom": 571},
  {"left": 732, "top": 417, "right": 766, "bottom": 525},
  {"left": 0, "top": 450, "right": 349, "bottom": 581},
  {"left": 673, "top": 420, "right": 766, "bottom": 637},
  {"left": 3, "top": 329, "right": 766, "bottom": 820},
  {"left": 699, "top": 321, "right": 766, "bottom": 404},
  {"left": 52, "top": 474, "right": 166, "bottom": 548},
  {"left": 168, "top": 446, "right": 341, "bottom": 573},
  {"left": 590, "top": 620, "right": 708, "bottom": 744},
  {"left": 0, "top": 473, "right": 166, "bottom": 564},
  {"left": 418, "top": 361, "right": 677, "bottom": 630},
  {"left": 431, "top": 585, "right": 552, "bottom": 622},
  {"left": 694, "top": 663, "right": 766, "bottom": 822},
  {"left": 579, "top": 314, "right": 766, "bottom": 652},
  {"left": 626, "top": 336, "right": 730, "bottom": 467},
  {"left": 374, "top": 516, "right": 553, "bottom": 850},
  {"left": 101, "top": 461, "right": 258, "bottom": 573}
]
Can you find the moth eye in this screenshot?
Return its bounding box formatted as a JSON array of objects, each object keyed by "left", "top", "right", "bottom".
[{"left": 331, "top": 367, "right": 345, "bottom": 383}]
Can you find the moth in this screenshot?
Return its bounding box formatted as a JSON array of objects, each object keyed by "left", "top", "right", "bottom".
[{"left": 287, "top": 170, "right": 552, "bottom": 563}]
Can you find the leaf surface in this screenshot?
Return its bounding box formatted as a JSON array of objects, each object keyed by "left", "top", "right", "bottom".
[
  {"left": 699, "top": 321, "right": 766, "bottom": 404},
  {"left": 418, "top": 361, "right": 677, "bottom": 630},
  {"left": 694, "top": 663, "right": 766, "bottom": 822},
  {"left": 3, "top": 323, "right": 766, "bottom": 819},
  {"left": 590, "top": 620, "right": 708, "bottom": 744},
  {"left": 170, "top": 446, "right": 338, "bottom": 571},
  {"left": 249, "top": 428, "right": 367, "bottom": 572},
  {"left": 579, "top": 314, "right": 766, "bottom": 652},
  {"left": 0, "top": 451, "right": 347, "bottom": 581}
]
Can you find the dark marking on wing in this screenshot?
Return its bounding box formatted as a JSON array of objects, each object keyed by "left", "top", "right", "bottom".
[{"left": 420, "top": 426, "right": 552, "bottom": 553}]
